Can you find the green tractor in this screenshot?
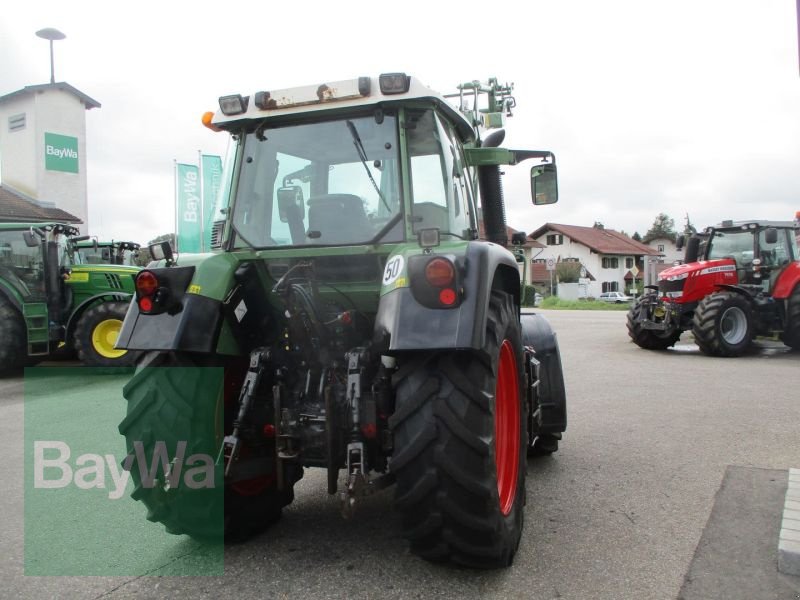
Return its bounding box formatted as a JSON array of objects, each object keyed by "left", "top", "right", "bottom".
[
  {"left": 0, "top": 222, "right": 140, "bottom": 373},
  {"left": 74, "top": 239, "right": 141, "bottom": 266},
  {"left": 118, "top": 74, "right": 567, "bottom": 567}
]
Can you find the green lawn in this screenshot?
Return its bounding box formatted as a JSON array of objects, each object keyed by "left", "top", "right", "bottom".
[{"left": 538, "top": 297, "right": 634, "bottom": 311}]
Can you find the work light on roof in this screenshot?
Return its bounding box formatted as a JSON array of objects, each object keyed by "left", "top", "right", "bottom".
[
  {"left": 219, "top": 94, "right": 248, "bottom": 116},
  {"left": 379, "top": 73, "right": 410, "bottom": 94}
]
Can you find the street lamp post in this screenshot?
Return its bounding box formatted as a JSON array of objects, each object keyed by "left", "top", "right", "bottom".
[{"left": 35, "top": 28, "right": 66, "bottom": 84}]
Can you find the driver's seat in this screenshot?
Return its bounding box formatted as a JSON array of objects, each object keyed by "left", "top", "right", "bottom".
[{"left": 307, "top": 194, "right": 370, "bottom": 244}]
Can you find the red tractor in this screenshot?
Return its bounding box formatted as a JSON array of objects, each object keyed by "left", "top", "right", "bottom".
[{"left": 627, "top": 220, "right": 800, "bottom": 356}]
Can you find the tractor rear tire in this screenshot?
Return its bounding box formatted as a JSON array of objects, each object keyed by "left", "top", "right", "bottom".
[
  {"left": 692, "top": 291, "right": 753, "bottom": 357},
  {"left": 74, "top": 301, "right": 138, "bottom": 368},
  {"left": 0, "top": 297, "right": 26, "bottom": 376},
  {"left": 626, "top": 298, "right": 681, "bottom": 350},
  {"left": 390, "top": 291, "right": 527, "bottom": 568},
  {"left": 780, "top": 285, "right": 800, "bottom": 350},
  {"left": 119, "top": 352, "right": 294, "bottom": 541}
]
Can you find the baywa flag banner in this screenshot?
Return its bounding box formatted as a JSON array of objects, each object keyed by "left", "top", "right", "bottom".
[
  {"left": 201, "top": 155, "right": 223, "bottom": 251},
  {"left": 176, "top": 163, "right": 201, "bottom": 253}
]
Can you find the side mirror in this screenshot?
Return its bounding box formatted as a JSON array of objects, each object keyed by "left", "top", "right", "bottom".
[
  {"left": 764, "top": 227, "right": 778, "bottom": 245},
  {"left": 23, "top": 231, "right": 41, "bottom": 247},
  {"left": 531, "top": 163, "right": 558, "bottom": 205},
  {"left": 277, "top": 186, "right": 305, "bottom": 223},
  {"left": 149, "top": 240, "right": 174, "bottom": 265},
  {"left": 675, "top": 235, "right": 685, "bottom": 251}
]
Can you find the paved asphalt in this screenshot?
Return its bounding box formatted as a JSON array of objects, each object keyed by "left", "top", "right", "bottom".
[{"left": 1, "top": 309, "right": 798, "bottom": 599}]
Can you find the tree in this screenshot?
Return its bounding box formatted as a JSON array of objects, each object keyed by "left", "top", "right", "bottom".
[
  {"left": 556, "top": 261, "right": 581, "bottom": 283},
  {"left": 642, "top": 213, "right": 676, "bottom": 244},
  {"left": 632, "top": 232, "right": 642, "bottom": 242}
]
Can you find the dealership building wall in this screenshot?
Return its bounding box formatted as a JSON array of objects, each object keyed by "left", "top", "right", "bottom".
[{"left": 0, "top": 83, "right": 100, "bottom": 232}]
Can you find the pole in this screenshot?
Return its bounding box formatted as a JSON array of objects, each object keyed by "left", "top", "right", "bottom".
[
  {"left": 173, "top": 159, "right": 179, "bottom": 254},
  {"left": 49, "top": 40, "right": 55, "bottom": 83},
  {"left": 198, "top": 149, "right": 205, "bottom": 252}
]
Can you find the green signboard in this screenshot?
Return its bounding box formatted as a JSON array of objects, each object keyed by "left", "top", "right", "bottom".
[
  {"left": 44, "top": 132, "right": 79, "bottom": 173},
  {"left": 176, "top": 163, "right": 201, "bottom": 253}
]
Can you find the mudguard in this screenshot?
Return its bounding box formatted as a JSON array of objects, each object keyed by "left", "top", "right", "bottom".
[
  {"left": 521, "top": 312, "right": 567, "bottom": 434},
  {"left": 65, "top": 292, "right": 133, "bottom": 338},
  {"left": 117, "top": 293, "right": 223, "bottom": 353},
  {"left": 374, "top": 241, "right": 521, "bottom": 352}
]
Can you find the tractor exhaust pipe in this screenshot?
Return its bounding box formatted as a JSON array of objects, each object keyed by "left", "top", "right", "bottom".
[{"left": 477, "top": 128, "right": 508, "bottom": 247}]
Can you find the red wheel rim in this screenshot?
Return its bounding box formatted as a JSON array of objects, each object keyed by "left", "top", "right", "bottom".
[{"left": 495, "top": 339, "right": 520, "bottom": 516}]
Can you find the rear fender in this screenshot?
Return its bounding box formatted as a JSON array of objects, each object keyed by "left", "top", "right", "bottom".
[
  {"left": 772, "top": 262, "right": 800, "bottom": 299},
  {"left": 374, "top": 241, "right": 520, "bottom": 353},
  {"left": 116, "top": 264, "right": 227, "bottom": 354},
  {"left": 521, "top": 313, "right": 567, "bottom": 434},
  {"left": 65, "top": 292, "right": 133, "bottom": 339}
]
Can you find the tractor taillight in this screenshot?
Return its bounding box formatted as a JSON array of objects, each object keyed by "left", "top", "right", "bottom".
[
  {"left": 439, "top": 288, "right": 457, "bottom": 306},
  {"left": 138, "top": 296, "right": 153, "bottom": 312},
  {"left": 135, "top": 271, "right": 159, "bottom": 296},
  {"left": 425, "top": 258, "right": 455, "bottom": 287}
]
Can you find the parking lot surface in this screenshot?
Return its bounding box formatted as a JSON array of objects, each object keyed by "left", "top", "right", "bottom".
[{"left": 1, "top": 309, "right": 798, "bottom": 599}]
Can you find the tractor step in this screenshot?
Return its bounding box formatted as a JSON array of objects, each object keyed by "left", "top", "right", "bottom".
[{"left": 22, "top": 303, "right": 49, "bottom": 356}]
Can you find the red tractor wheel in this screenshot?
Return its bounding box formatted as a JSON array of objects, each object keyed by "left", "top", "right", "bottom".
[
  {"left": 692, "top": 291, "right": 753, "bottom": 357},
  {"left": 391, "top": 291, "right": 527, "bottom": 568},
  {"left": 780, "top": 285, "right": 800, "bottom": 350}
]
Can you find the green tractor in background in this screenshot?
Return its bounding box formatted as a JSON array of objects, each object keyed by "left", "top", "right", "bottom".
[
  {"left": 118, "top": 74, "right": 567, "bottom": 568},
  {"left": 74, "top": 239, "right": 141, "bottom": 266},
  {"left": 0, "top": 222, "right": 140, "bottom": 374}
]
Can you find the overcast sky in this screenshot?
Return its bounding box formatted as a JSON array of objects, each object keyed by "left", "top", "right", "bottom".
[{"left": 2, "top": 0, "right": 799, "bottom": 244}]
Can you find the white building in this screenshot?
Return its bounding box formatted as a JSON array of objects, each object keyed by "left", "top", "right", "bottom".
[
  {"left": 0, "top": 82, "right": 100, "bottom": 231},
  {"left": 529, "top": 223, "right": 660, "bottom": 297}
]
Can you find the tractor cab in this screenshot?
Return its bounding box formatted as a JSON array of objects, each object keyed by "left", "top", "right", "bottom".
[
  {"left": 699, "top": 220, "right": 798, "bottom": 292},
  {"left": 74, "top": 240, "right": 141, "bottom": 266}
]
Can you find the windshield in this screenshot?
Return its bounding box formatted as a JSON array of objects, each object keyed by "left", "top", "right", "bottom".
[
  {"left": 231, "top": 113, "right": 402, "bottom": 248},
  {"left": 0, "top": 229, "right": 45, "bottom": 297},
  {"left": 707, "top": 230, "right": 755, "bottom": 265}
]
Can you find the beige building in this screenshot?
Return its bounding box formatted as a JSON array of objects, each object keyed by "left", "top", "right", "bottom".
[{"left": 0, "top": 82, "right": 100, "bottom": 231}]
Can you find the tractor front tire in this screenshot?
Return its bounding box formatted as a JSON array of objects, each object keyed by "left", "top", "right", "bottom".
[
  {"left": 780, "top": 285, "right": 800, "bottom": 350},
  {"left": 390, "top": 291, "right": 527, "bottom": 568},
  {"left": 119, "top": 352, "right": 294, "bottom": 541},
  {"left": 692, "top": 291, "right": 753, "bottom": 357},
  {"left": 74, "top": 301, "right": 138, "bottom": 368},
  {"left": 626, "top": 298, "right": 681, "bottom": 350},
  {"left": 0, "top": 297, "right": 26, "bottom": 376}
]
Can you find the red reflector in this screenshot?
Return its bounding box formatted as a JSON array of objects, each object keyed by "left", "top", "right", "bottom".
[
  {"left": 138, "top": 296, "right": 153, "bottom": 312},
  {"left": 263, "top": 424, "right": 276, "bottom": 438},
  {"left": 361, "top": 423, "right": 377, "bottom": 439},
  {"left": 136, "top": 271, "right": 159, "bottom": 296},
  {"left": 439, "top": 288, "right": 457, "bottom": 305},
  {"left": 425, "top": 258, "right": 455, "bottom": 287}
]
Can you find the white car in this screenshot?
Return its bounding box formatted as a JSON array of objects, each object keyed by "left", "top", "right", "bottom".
[{"left": 598, "top": 291, "right": 633, "bottom": 304}]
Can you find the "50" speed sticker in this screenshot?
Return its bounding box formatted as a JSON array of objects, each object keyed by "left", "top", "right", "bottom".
[{"left": 383, "top": 255, "right": 404, "bottom": 285}]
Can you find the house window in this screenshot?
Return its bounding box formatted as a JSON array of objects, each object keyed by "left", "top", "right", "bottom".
[
  {"left": 625, "top": 257, "right": 634, "bottom": 269},
  {"left": 601, "top": 257, "right": 619, "bottom": 269},
  {"left": 8, "top": 113, "right": 25, "bottom": 132},
  {"left": 602, "top": 281, "right": 619, "bottom": 292},
  {"left": 657, "top": 244, "right": 665, "bottom": 253},
  {"left": 546, "top": 234, "right": 563, "bottom": 245}
]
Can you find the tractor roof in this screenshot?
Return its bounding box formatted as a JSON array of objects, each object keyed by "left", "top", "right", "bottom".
[
  {"left": 0, "top": 221, "right": 79, "bottom": 235},
  {"left": 708, "top": 220, "right": 797, "bottom": 232},
  {"left": 208, "top": 74, "right": 476, "bottom": 141},
  {"left": 74, "top": 240, "right": 140, "bottom": 248}
]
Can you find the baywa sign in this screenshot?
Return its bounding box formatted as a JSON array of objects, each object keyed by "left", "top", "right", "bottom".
[{"left": 44, "top": 132, "right": 79, "bottom": 173}]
